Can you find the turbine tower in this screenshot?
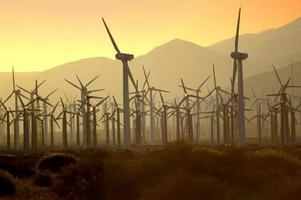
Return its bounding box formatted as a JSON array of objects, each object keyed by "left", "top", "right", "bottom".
[
  {"left": 102, "top": 18, "right": 138, "bottom": 147},
  {"left": 230, "top": 8, "right": 248, "bottom": 145}
]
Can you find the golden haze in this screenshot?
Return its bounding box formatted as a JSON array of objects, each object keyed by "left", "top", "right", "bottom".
[{"left": 0, "top": 0, "right": 300, "bottom": 72}]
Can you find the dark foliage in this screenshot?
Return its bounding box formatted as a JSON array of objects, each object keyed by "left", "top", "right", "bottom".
[
  {"left": 0, "top": 154, "right": 37, "bottom": 177},
  {"left": 37, "top": 153, "right": 77, "bottom": 173},
  {"left": 33, "top": 171, "right": 54, "bottom": 187},
  {"left": 54, "top": 150, "right": 107, "bottom": 200},
  {"left": 53, "top": 144, "right": 301, "bottom": 200},
  {"left": 0, "top": 170, "right": 16, "bottom": 197}
]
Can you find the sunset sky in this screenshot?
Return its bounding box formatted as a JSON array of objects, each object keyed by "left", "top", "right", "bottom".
[{"left": 0, "top": 0, "right": 300, "bottom": 72}]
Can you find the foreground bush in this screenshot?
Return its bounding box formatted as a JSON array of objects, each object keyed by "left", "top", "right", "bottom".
[
  {"left": 54, "top": 151, "right": 107, "bottom": 200},
  {"left": 0, "top": 153, "right": 39, "bottom": 177},
  {"left": 0, "top": 170, "right": 16, "bottom": 197},
  {"left": 142, "top": 169, "right": 231, "bottom": 200},
  {"left": 33, "top": 171, "right": 54, "bottom": 187},
  {"left": 53, "top": 145, "right": 301, "bottom": 200},
  {"left": 37, "top": 153, "right": 77, "bottom": 173}
]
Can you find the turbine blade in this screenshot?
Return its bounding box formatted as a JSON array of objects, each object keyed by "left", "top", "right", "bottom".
[
  {"left": 251, "top": 87, "right": 257, "bottom": 100},
  {"left": 16, "top": 85, "right": 31, "bottom": 95},
  {"left": 235, "top": 8, "right": 241, "bottom": 52},
  {"left": 124, "top": 62, "right": 138, "bottom": 93},
  {"left": 159, "top": 92, "right": 165, "bottom": 106},
  {"left": 197, "top": 75, "right": 211, "bottom": 91},
  {"left": 51, "top": 101, "right": 59, "bottom": 114},
  {"left": 213, "top": 64, "right": 217, "bottom": 88},
  {"left": 46, "top": 89, "right": 58, "bottom": 100},
  {"left": 64, "top": 79, "right": 81, "bottom": 90},
  {"left": 96, "top": 96, "right": 109, "bottom": 107},
  {"left": 112, "top": 96, "right": 118, "bottom": 106},
  {"left": 17, "top": 93, "right": 25, "bottom": 108},
  {"left": 142, "top": 66, "right": 151, "bottom": 89},
  {"left": 85, "top": 75, "right": 100, "bottom": 88},
  {"left": 12, "top": 67, "right": 16, "bottom": 91},
  {"left": 3, "top": 91, "right": 14, "bottom": 105},
  {"left": 76, "top": 75, "right": 85, "bottom": 90},
  {"left": 142, "top": 70, "right": 150, "bottom": 90},
  {"left": 231, "top": 59, "right": 238, "bottom": 94},
  {"left": 272, "top": 65, "right": 283, "bottom": 87},
  {"left": 60, "top": 97, "right": 65, "bottom": 110},
  {"left": 102, "top": 18, "right": 121, "bottom": 53},
  {"left": 181, "top": 78, "right": 187, "bottom": 94}
]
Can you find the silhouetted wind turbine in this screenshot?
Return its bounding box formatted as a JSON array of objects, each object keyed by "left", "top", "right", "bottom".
[
  {"left": 230, "top": 8, "right": 248, "bottom": 145},
  {"left": 102, "top": 18, "right": 139, "bottom": 147}
]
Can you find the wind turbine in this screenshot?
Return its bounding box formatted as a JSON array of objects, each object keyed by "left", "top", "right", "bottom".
[
  {"left": 178, "top": 75, "right": 211, "bottom": 143},
  {"left": 102, "top": 18, "right": 139, "bottom": 147},
  {"left": 65, "top": 75, "right": 103, "bottom": 148},
  {"left": 142, "top": 67, "right": 169, "bottom": 144},
  {"left": 230, "top": 8, "right": 248, "bottom": 145},
  {"left": 12, "top": 68, "right": 20, "bottom": 150},
  {"left": 266, "top": 65, "right": 301, "bottom": 145},
  {"left": 250, "top": 88, "right": 266, "bottom": 144},
  {"left": 0, "top": 101, "right": 15, "bottom": 151}
]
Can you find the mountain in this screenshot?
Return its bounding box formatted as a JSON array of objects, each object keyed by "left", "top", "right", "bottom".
[
  {"left": 209, "top": 17, "right": 301, "bottom": 77},
  {"left": 0, "top": 40, "right": 229, "bottom": 103},
  {"left": 244, "top": 61, "right": 301, "bottom": 103},
  {"left": 1, "top": 16, "right": 301, "bottom": 104}
]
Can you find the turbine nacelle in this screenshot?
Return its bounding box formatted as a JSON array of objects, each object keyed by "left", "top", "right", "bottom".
[
  {"left": 116, "top": 53, "right": 134, "bottom": 61},
  {"left": 231, "top": 52, "right": 248, "bottom": 60}
]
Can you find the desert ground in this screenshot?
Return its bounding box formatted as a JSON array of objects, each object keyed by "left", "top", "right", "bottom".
[{"left": 0, "top": 144, "right": 301, "bottom": 200}]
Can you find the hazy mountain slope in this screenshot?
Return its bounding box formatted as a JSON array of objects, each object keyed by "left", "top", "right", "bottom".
[
  {"left": 209, "top": 17, "right": 301, "bottom": 77},
  {"left": 1, "top": 15, "right": 301, "bottom": 103},
  {"left": 132, "top": 39, "right": 230, "bottom": 94},
  {"left": 0, "top": 40, "right": 229, "bottom": 103},
  {"left": 244, "top": 61, "right": 301, "bottom": 103}
]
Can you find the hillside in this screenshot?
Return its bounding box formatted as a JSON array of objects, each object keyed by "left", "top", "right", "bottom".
[
  {"left": 1, "top": 16, "right": 301, "bottom": 103},
  {"left": 209, "top": 17, "right": 301, "bottom": 77}
]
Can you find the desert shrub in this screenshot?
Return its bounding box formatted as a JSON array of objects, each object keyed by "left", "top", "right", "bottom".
[
  {"left": 291, "top": 148, "right": 301, "bottom": 161},
  {"left": 54, "top": 151, "right": 107, "bottom": 200},
  {"left": 33, "top": 171, "right": 54, "bottom": 187},
  {"left": 142, "top": 168, "right": 231, "bottom": 200},
  {"left": 53, "top": 145, "right": 301, "bottom": 200},
  {"left": 0, "top": 154, "right": 38, "bottom": 177},
  {"left": 253, "top": 148, "right": 301, "bottom": 175},
  {"left": 0, "top": 170, "right": 16, "bottom": 197},
  {"left": 37, "top": 153, "right": 77, "bottom": 173},
  {"left": 0, "top": 154, "right": 18, "bottom": 176}
]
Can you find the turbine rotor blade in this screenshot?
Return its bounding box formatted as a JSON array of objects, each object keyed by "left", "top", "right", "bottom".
[
  {"left": 213, "top": 64, "right": 217, "bottom": 89},
  {"left": 180, "top": 78, "right": 187, "bottom": 94},
  {"left": 197, "top": 75, "right": 211, "bottom": 91},
  {"left": 85, "top": 75, "right": 100, "bottom": 88},
  {"left": 102, "top": 18, "right": 121, "bottom": 54},
  {"left": 12, "top": 67, "right": 16, "bottom": 91},
  {"left": 124, "top": 62, "right": 139, "bottom": 93},
  {"left": 235, "top": 8, "right": 241, "bottom": 52},
  {"left": 272, "top": 65, "right": 283, "bottom": 87},
  {"left": 64, "top": 79, "right": 81, "bottom": 90},
  {"left": 231, "top": 59, "right": 238, "bottom": 94}
]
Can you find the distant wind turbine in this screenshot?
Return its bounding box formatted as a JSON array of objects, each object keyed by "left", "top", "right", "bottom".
[
  {"left": 102, "top": 18, "right": 138, "bottom": 147},
  {"left": 230, "top": 8, "right": 248, "bottom": 145}
]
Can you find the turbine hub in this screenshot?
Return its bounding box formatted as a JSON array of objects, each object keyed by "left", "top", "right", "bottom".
[
  {"left": 116, "top": 53, "right": 134, "bottom": 61},
  {"left": 231, "top": 52, "right": 248, "bottom": 60}
]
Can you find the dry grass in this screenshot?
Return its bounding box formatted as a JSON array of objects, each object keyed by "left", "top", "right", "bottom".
[{"left": 1, "top": 145, "right": 301, "bottom": 199}]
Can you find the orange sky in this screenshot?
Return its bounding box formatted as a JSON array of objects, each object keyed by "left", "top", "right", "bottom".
[{"left": 0, "top": 0, "right": 300, "bottom": 72}]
